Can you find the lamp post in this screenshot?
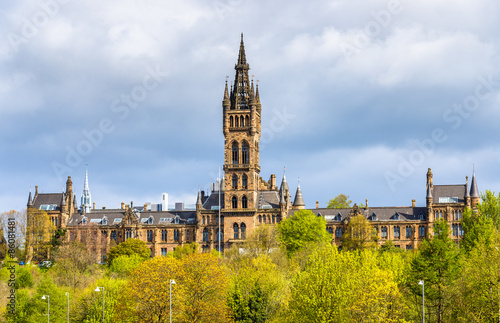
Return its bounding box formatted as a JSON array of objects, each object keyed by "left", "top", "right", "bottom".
[
  {"left": 95, "top": 286, "right": 104, "bottom": 323},
  {"left": 65, "top": 292, "right": 69, "bottom": 323},
  {"left": 41, "top": 295, "right": 49, "bottom": 323},
  {"left": 418, "top": 280, "right": 425, "bottom": 323},
  {"left": 170, "top": 279, "right": 176, "bottom": 323}
]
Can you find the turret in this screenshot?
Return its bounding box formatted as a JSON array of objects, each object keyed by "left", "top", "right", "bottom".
[
  {"left": 196, "top": 188, "right": 203, "bottom": 211},
  {"left": 426, "top": 168, "right": 433, "bottom": 190},
  {"left": 470, "top": 170, "right": 480, "bottom": 207},
  {"left": 292, "top": 181, "right": 305, "bottom": 210},
  {"left": 27, "top": 190, "right": 33, "bottom": 208},
  {"left": 426, "top": 181, "right": 433, "bottom": 220}
]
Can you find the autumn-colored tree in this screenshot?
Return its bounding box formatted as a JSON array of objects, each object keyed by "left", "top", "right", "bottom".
[
  {"left": 327, "top": 194, "right": 352, "bottom": 209},
  {"left": 25, "top": 208, "right": 54, "bottom": 263},
  {"left": 116, "top": 253, "right": 231, "bottom": 322},
  {"left": 342, "top": 214, "right": 378, "bottom": 251},
  {"left": 106, "top": 238, "right": 150, "bottom": 266},
  {"left": 278, "top": 209, "right": 330, "bottom": 257}
]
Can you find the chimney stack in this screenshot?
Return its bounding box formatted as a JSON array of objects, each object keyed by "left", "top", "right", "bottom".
[
  {"left": 93, "top": 202, "right": 96, "bottom": 210},
  {"left": 121, "top": 202, "right": 125, "bottom": 209},
  {"left": 412, "top": 199, "right": 416, "bottom": 208},
  {"left": 316, "top": 201, "right": 319, "bottom": 209}
]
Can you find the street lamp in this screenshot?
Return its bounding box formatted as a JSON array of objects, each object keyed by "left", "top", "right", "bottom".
[
  {"left": 65, "top": 292, "right": 69, "bottom": 323},
  {"left": 41, "top": 295, "right": 49, "bottom": 323},
  {"left": 95, "top": 286, "right": 104, "bottom": 323},
  {"left": 418, "top": 280, "right": 425, "bottom": 323},
  {"left": 170, "top": 279, "right": 176, "bottom": 323}
]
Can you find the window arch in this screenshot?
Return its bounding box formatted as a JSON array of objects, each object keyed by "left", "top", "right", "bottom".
[
  {"left": 232, "top": 174, "right": 238, "bottom": 189},
  {"left": 245, "top": 115, "right": 249, "bottom": 127},
  {"left": 233, "top": 223, "right": 239, "bottom": 239},
  {"left": 230, "top": 116, "right": 234, "bottom": 127},
  {"left": 241, "top": 141, "right": 249, "bottom": 164},
  {"left": 242, "top": 174, "right": 248, "bottom": 189},
  {"left": 202, "top": 216, "right": 205, "bottom": 225},
  {"left": 235, "top": 116, "right": 239, "bottom": 127},
  {"left": 232, "top": 196, "right": 238, "bottom": 209},
  {"left": 232, "top": 142, "right": 239, "bottom": 164},
  {"left": 240, "top": 115, "right": 244, "bottom": 127},
  {"left": 258, "top": 214, "right": 262, "bottom": 223},
  {"left": 203, "top": 228, "right": 209, "bottom": 242},
  {"left": 240, "top": 223, "right": 246, "bottom": 239},
  {"left": 242, "top": 196, "right": 248, "bottom": 209}
]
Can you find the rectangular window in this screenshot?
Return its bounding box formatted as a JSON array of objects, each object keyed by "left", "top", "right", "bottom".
[
  {"left": 406, "top": 226, "right": 412, "bottom": 238},
  {"left": 394, "top": 226, "right": 400, "bottom": 239},
  {"left": 147, "top": 230, "right": 153, "bottom": 242},
  {"left": 161, "top": 248, "right": 167, "bottom": 257}
]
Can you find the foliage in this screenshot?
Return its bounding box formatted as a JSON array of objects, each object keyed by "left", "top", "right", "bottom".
[
  {"left": 327, "top": 194, "right": 352, "bottom": 209},
  {"left": 52, "top": 241, "right": 101, "bottom": 290},
  {"left": 106, "top": 238, "right": 150, "bottom": 266},
  {"left": 50, "top": 228, "right": 67, "bottom": 247},
  {"left": 406, "top": 219, "right": 461, "bottom": 323},
  {"left": 171, "top": 242, "right": 199, "bottom": 259},
  {"left": 108, "top": 254, "right": 144, "bottom": 278},
  {"left": 278, "top": 210, "right": 330, "bottom": 257},
  {"left": 25, "top": 208, "right": 54, "bottom": 263},
  {"left": 227, "top": 255, "right": 288, "bottom": 322},
  {"left": 342, "top": 214, "right": 378, "bottom": 251},
  {"left": 15, "top": 266, "right": 34, "bottom": 289},
  {"left": 287, "top": 245, "right": 406, "bottom": 322}
]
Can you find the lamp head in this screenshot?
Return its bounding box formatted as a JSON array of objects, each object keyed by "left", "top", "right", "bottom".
[
  {"left": 41, "top": 295, "right": 46, "bottom": 300},
  {"left": 95, "top": 287, "right": 101, "bottom": 292},
  {"left": 170, "top": 279, "right": 176, "bottom": 284},
  {"left": 418, "top": 280, "right": 424, "bottom": 285}
]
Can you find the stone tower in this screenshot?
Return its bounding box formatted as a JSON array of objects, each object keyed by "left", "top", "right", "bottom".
[{"left": 222, "top": 34, "right": 264, "bottom": 210}]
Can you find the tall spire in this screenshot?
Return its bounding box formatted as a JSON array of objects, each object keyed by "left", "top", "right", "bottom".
[
  {"left": 231, "top": 33, "right": 251, "bottom": 110},
  {"left": 81, "top": 164, "right": 92, "bottom": 213}
]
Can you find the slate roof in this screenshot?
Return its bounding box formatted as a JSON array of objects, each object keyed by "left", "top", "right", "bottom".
[
  {"left": 432, "top": 185, "right": 466, "bottom": 203},
  {"left": 66, "top": 209, "right": 197, "bottom": 226},
  {"left": 202, "top": 192, "right": 224, "bottom": 210},
  {"left": 292, "top": 206, "right": 427, "bottom": 222},
  {"left": 257, "top": 191, "right": 280, "bottom": 209},
  {"left": 33, "top": 193, "right": 64, "bottom": 210}
]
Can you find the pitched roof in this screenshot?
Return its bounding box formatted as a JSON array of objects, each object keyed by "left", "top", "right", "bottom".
[
  {"left": 432, "top": 185, "right": 466, "bottom": 203},
  {"left": 294, "top": 206, "right": 427, "bottom": 222},
  {"left": 33, "top": 193, "right": 64, "bottom": 210},
  {"left": 257, "top": 191, "right": 280, "bottom": 209}
]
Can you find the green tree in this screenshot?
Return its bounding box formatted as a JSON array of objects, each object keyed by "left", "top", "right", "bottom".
[
  {"left": 227, "top": 255, "right": 288, "bottom": 322},
  {"left": 451, "top": 231, "right": 500, "bottom": 322},
  {"left": 327, "top": 194, "right": 352, "bottom": 209},
  {"left": 108, "top": 254, "right": 144, "bottom": 278},
  {"left": 278, "top": 210, "right": 330, "bottom": 257},
  {"left": 342, "top": 214, "right": 378, "bottom": 251},
  {"left": 406, "top": 219, "right": 461, "bottom": 323},
  {"left": 171, "top": 242, "right": 199, "bottom": 259},
  {"left": 106, "top": 238, "right": 150, "bottom": 266}
]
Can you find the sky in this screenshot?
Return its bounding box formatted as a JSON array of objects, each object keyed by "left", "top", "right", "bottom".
[{"left": 1, "top": 0, "right": 500, "bottom": 213}]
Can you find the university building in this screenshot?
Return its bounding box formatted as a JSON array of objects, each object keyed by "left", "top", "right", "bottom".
[{"left": 26, "top": 35, "right": 480, "bottom": 261}]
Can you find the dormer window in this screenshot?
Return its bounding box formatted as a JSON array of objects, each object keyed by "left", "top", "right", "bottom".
[
  {"left": 82, "top": 217, "right": 87, "bottom": 225},
  {"left": 174, "top": 216, "right": 180, "bottom": 224},
  {"left": 102, "top": 217, "right": 107, "bottom": 225},
  {"left": 394, "top": 213, "right": 399, "bottom": 220},
  {"left": 372, "top": 213, "right": 377, "bottom": 221},
  {"left": 336, "top": 213, "right": 342, "bottom": 221},
  {"left": 148, "top": 216, "right": 154, "bottom": 225}
]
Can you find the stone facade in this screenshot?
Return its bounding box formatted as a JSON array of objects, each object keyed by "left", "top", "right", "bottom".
[{"left": 26, "top": 35, "right": 480, "bottom": 262}]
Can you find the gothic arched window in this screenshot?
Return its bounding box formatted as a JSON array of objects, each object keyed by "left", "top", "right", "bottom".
[
  {"left": 242, "top": 196, "right": 248, "bottom": 209},
  {"left": 203, "top": 228, "right": 209, "bottom": 242},
  {"left": 233, "top": 223, "right": 239, "bottom": 239},
  {"left": 242, "top": 142, "right": 249, "bottom": 164},
  {"left": 242, "top": 174, "right": 248, "bottom": 189},
  {"left": 235, "top": 116, "right": 239, "bottom": 127},
  {"left": 232, "top": 196, "right": 238, "bottom": 209},
  {"left": 232, "top": 142, "right": 239, "bottom": 164},
  {"left": 240, "top": 223, "right": 246, "bottom": 239},
  {"left": 240, "top": 115, "right": 244, "bottom": 127},
  {"left": 230, "top": 116, "right": 234, "bottom": 127},
  {"left": 245, "top": 115, "right": 249, "bottom": 127},
  {"left": 232, "top": 174, "right": 238, "bottom": 189}
]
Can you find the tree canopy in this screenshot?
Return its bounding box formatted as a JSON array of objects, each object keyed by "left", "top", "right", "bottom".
[
  {"left": 278, "top": 209, "right": 330, "bottom": 257},
  {"left": 327, "top": 194, "right": 352, "bottom": 209},
  {"left": 342, "top": 214, "right": 378, "bottom": 251},
  {"left": 106, "top": 238, "right": 150, "bottom": 266}
]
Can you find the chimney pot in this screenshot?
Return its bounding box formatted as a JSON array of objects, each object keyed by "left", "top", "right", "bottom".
[{"left": 316, "top": 201, "right": 319, "bottom": 209}]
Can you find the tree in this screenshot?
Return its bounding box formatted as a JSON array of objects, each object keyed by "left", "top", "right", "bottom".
[
  {"left": 461, "top": 190, "right": 500, "bottom": 253},
  {"left": 171, "top": 242, "right": 199, "bottom": 259},
  {"left": 327, "top": 194, "right": 352, "bottom": 209},
  {"left": 278, "top": 209, "right": 330, "bottom": 257},
  {"left": 227, "top": 255, "right": 288, "bottom": 322},
  {"left": 52, "top": 241, "right": 100, "bottom": 290},
  {"left": 108, "top": 254, "right": 144, "bottom": 278},
  {"left": 116, "top": 253, "right": 231, "bottom": 323},
  {"left": 106, "top": 238, "right": 150, "bottom": 266},
  {"left": 287, "top": 245, "right": 404, "bottom": 322},
  {"left": 25, "top": 208, "right": 54, "bottom": 263},
  {"left": 406, "top": 219, "right": 461, "bottom": 323},
  {"left": 451, "top": 231, "right": 500, "bottom": 322},
  {"left": 342, "top": 214, "right": 378, "bottom": 251}
]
